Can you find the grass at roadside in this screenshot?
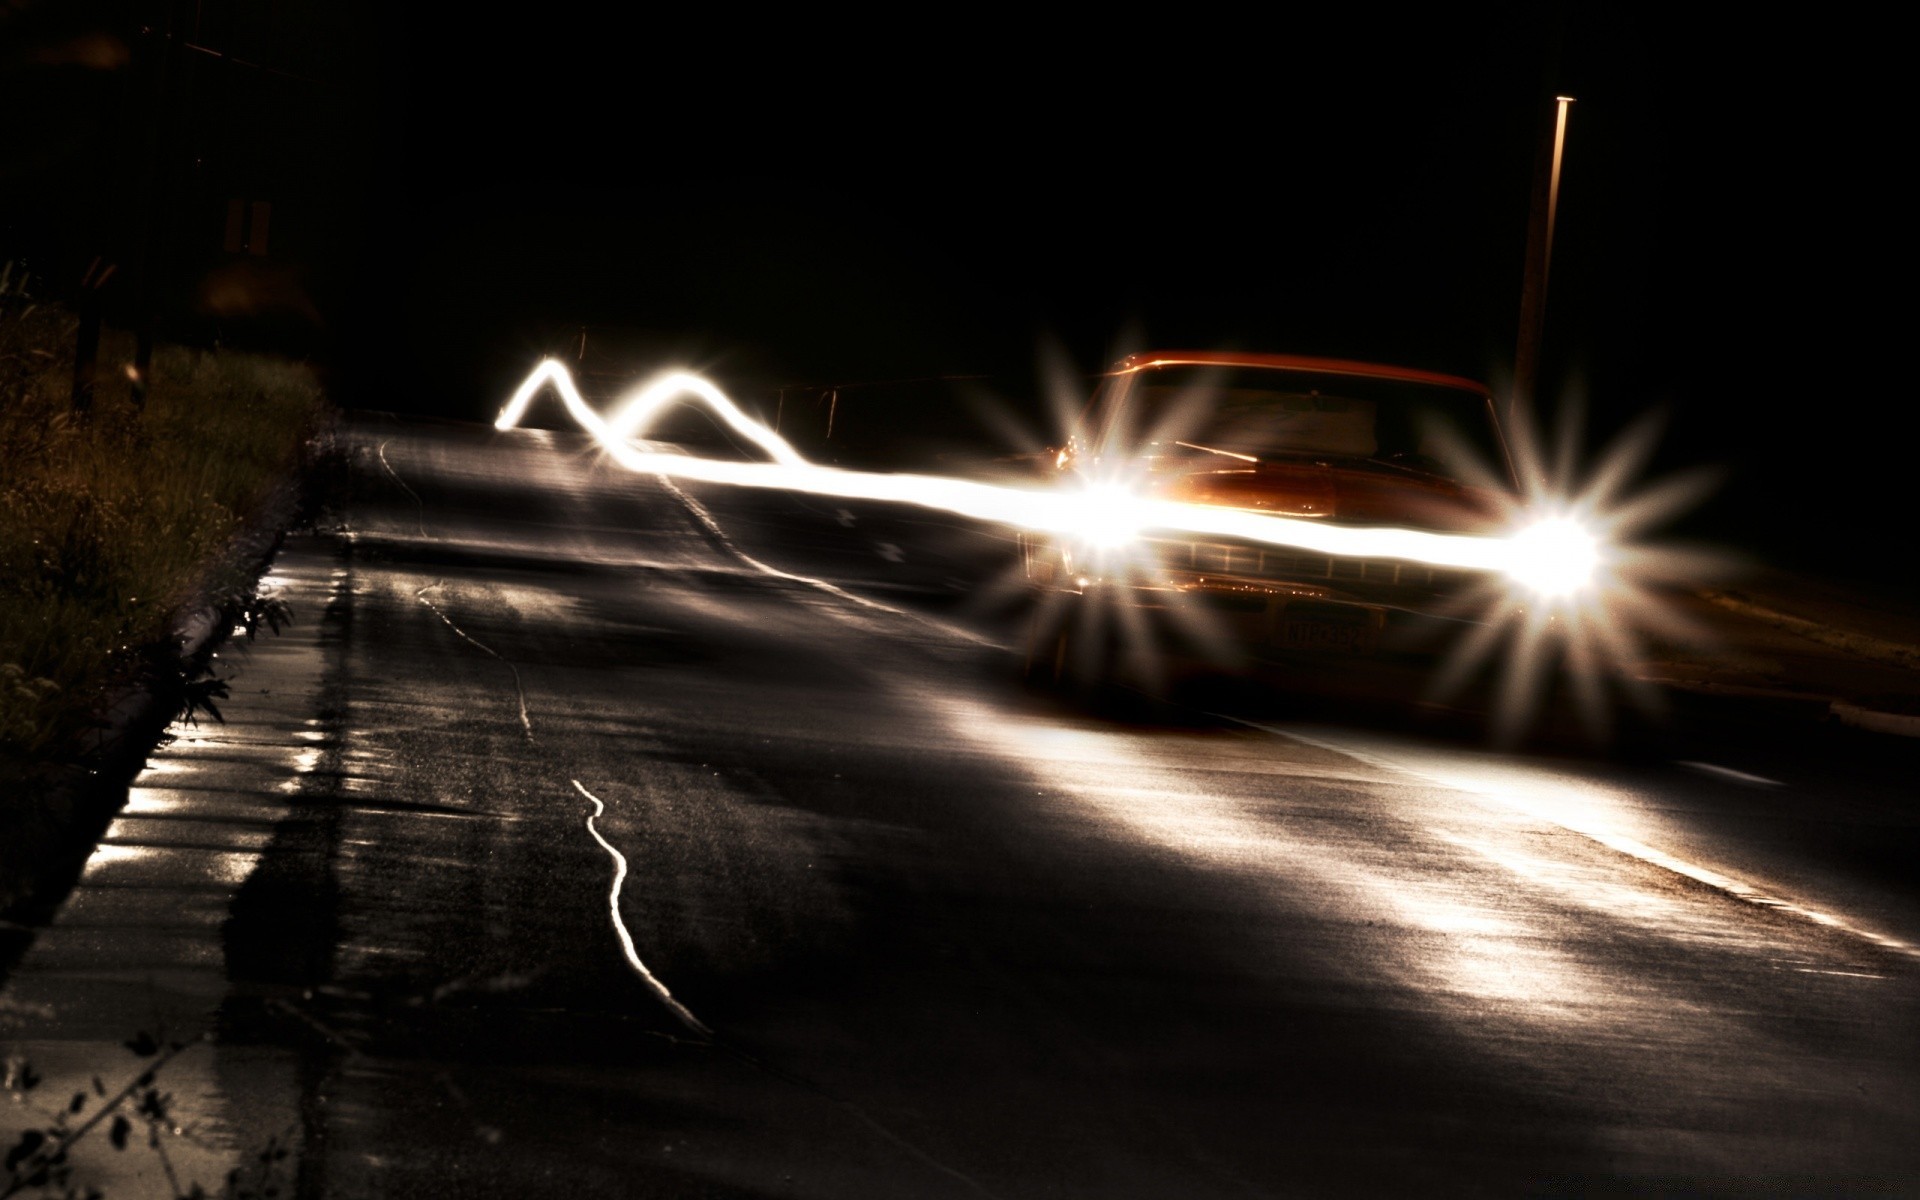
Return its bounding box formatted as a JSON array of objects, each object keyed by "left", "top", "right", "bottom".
[{"left": 0, "top": 298, "right": 329, "bottom": 771}]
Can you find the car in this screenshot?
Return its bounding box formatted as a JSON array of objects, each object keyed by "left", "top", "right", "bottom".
[{"left": 1018, "top": 350, "right": 1521, "bottom": 699}]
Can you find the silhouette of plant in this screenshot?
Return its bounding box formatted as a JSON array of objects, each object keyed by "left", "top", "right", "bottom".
[{"left": 2, "top": 1031, "right": 289, "bottom": 1199}]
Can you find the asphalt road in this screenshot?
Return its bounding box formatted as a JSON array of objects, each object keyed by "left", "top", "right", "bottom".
[{"left": 5, "top": 414, "right": 1918, "bottom": 1198}]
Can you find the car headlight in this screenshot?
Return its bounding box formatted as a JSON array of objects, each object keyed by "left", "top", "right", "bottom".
[
  {"left": 1504, "top": 515, "right": 1602, "bottom": 599},
  {"left": 1064, "top": 481, "right": 1149, "bottom": 552}
]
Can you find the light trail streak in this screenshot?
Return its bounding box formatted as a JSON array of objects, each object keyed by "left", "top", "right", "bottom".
[
  {"left": 498, "top": 358, "right": 1725, "bottom": 742},
  {"left": 410, "top": 593, "right": 712, "bottom": 1030},
  {"left": 415, "top": 573, "right": 717, "bottom": 1035},
  {"left": 571, "top": 779, "right": 713, "bottom": 1038},
  {"left": 381, "top": 454, "right": 714, "bottom": 1030},
  {"left": 495, "top": 359, "right": 1524, "bottom": 575},
  {"left": 570, "top": 780, "right": 993, "bottom": 1192}
]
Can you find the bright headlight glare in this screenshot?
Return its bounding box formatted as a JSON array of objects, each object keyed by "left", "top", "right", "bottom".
[
  {"left": 1067, "top": 482, "right": 1147, "bottom": 551},
  {"left": 1505, "top": 515, "right": 1602, "bottom": 599},
  {"left": 494, "top": 360, "right": 1591, "bottom": 579}
]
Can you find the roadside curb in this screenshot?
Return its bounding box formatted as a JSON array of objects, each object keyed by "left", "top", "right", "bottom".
[
  {"left": 0, "top": 464, "right": 318, "bottom": 975},
  {"left": 1831, "top": 698, "right": 1920, "bottom": 739},
  {"left": 1699, "top": 588, "right": 1920, "bottom": 672},
  {"left": 1693, "top": 588, "right": 1920, "bottom": 740}
]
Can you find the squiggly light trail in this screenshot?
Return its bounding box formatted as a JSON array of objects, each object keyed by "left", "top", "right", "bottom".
[
  {"left": 496, "top": 359, "right": 1523, "bottom": 573},
  {"left": 572, "top": 779, "right": 712, "bottom": 1036}
]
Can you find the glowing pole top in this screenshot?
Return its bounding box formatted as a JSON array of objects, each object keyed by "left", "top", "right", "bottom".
[{"left": 1513, "top": 92, "right": 1576, "bottom": 425}]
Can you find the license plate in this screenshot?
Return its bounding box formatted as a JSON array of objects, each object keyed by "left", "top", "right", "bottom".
[{"left": 1279, "top": 619, "right": 1376, "bottom": 653}]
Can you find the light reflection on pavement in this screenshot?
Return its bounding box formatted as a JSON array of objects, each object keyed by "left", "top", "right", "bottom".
[
  {"left": 3, "top": 415, "right": 1915, "bottom": 1197},
  {"left": 1277, "top": 724, "right": 1920, "bottom": 959},
  {"left": 0, "top": 551, "right": 343, "bottom": 1196},
  {"left": 920, "top": 687, "right": 1918, "bottom": 1180}
]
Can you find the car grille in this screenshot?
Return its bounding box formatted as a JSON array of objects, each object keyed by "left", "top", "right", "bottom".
[{"left": 1149, "top": 536, "right": 1478, "bottom": 595}]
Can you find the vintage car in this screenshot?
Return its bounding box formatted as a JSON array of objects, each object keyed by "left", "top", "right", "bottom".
[{"left": 1019, "top": 350, "right": 1524, "bottom": 696}]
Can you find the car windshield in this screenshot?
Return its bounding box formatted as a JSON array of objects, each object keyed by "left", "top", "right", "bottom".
[{"left": 1101, "top": 364, "right": 1508, "bottom": 486}]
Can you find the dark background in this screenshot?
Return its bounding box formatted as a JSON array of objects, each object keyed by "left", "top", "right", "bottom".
[{"left": 1, "top": 3, "right": 1906, "bottom": 580}]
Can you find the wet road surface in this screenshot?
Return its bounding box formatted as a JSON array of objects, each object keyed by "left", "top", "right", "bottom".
[{"left": 5, "top": 415, "right": 1918, "bottom": 1197}]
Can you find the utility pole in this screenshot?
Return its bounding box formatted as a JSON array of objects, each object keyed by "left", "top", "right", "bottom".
[{"left": 1512, "top": 94, "right": 1575, "bottom": 428}]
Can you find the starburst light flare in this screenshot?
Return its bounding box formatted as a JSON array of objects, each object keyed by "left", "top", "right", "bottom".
[
  {"left": 496, "top": 359, "right": 1724, "bottom": 742},
  {"left": 496, "top": 359, "right": 1529, "bottom": 576},
  {"left": 1429, "top": 401, "right": 1728, "bottom": 743}
]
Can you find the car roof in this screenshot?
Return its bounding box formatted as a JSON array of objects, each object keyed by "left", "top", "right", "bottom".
[{"left": 1106, "top": 351, "right": 1494, "bottom": 401}]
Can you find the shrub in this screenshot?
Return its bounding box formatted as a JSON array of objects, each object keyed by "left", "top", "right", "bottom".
[{"left": 0, "top": 293, "right": 326, "bottom": 766}]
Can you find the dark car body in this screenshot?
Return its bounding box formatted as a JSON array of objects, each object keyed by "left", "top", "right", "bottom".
[{"left": 1020, "top": 351, "right": 1517, "bottom": 691}]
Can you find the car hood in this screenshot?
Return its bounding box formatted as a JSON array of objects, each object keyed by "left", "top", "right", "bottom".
[{"left": 1148, "top": 460, "right": 1504, "bottom": 534}]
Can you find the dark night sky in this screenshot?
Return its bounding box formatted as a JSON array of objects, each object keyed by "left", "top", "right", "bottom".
[
  {"left": 361, "top": 7, "right": 1912, "bottom": 574},
  {"left": 3, "top": 4, "right": 1908, "bottom": 577},
  {"left": 376, "top": 8, "right": 1573, "bottom": 395}
]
